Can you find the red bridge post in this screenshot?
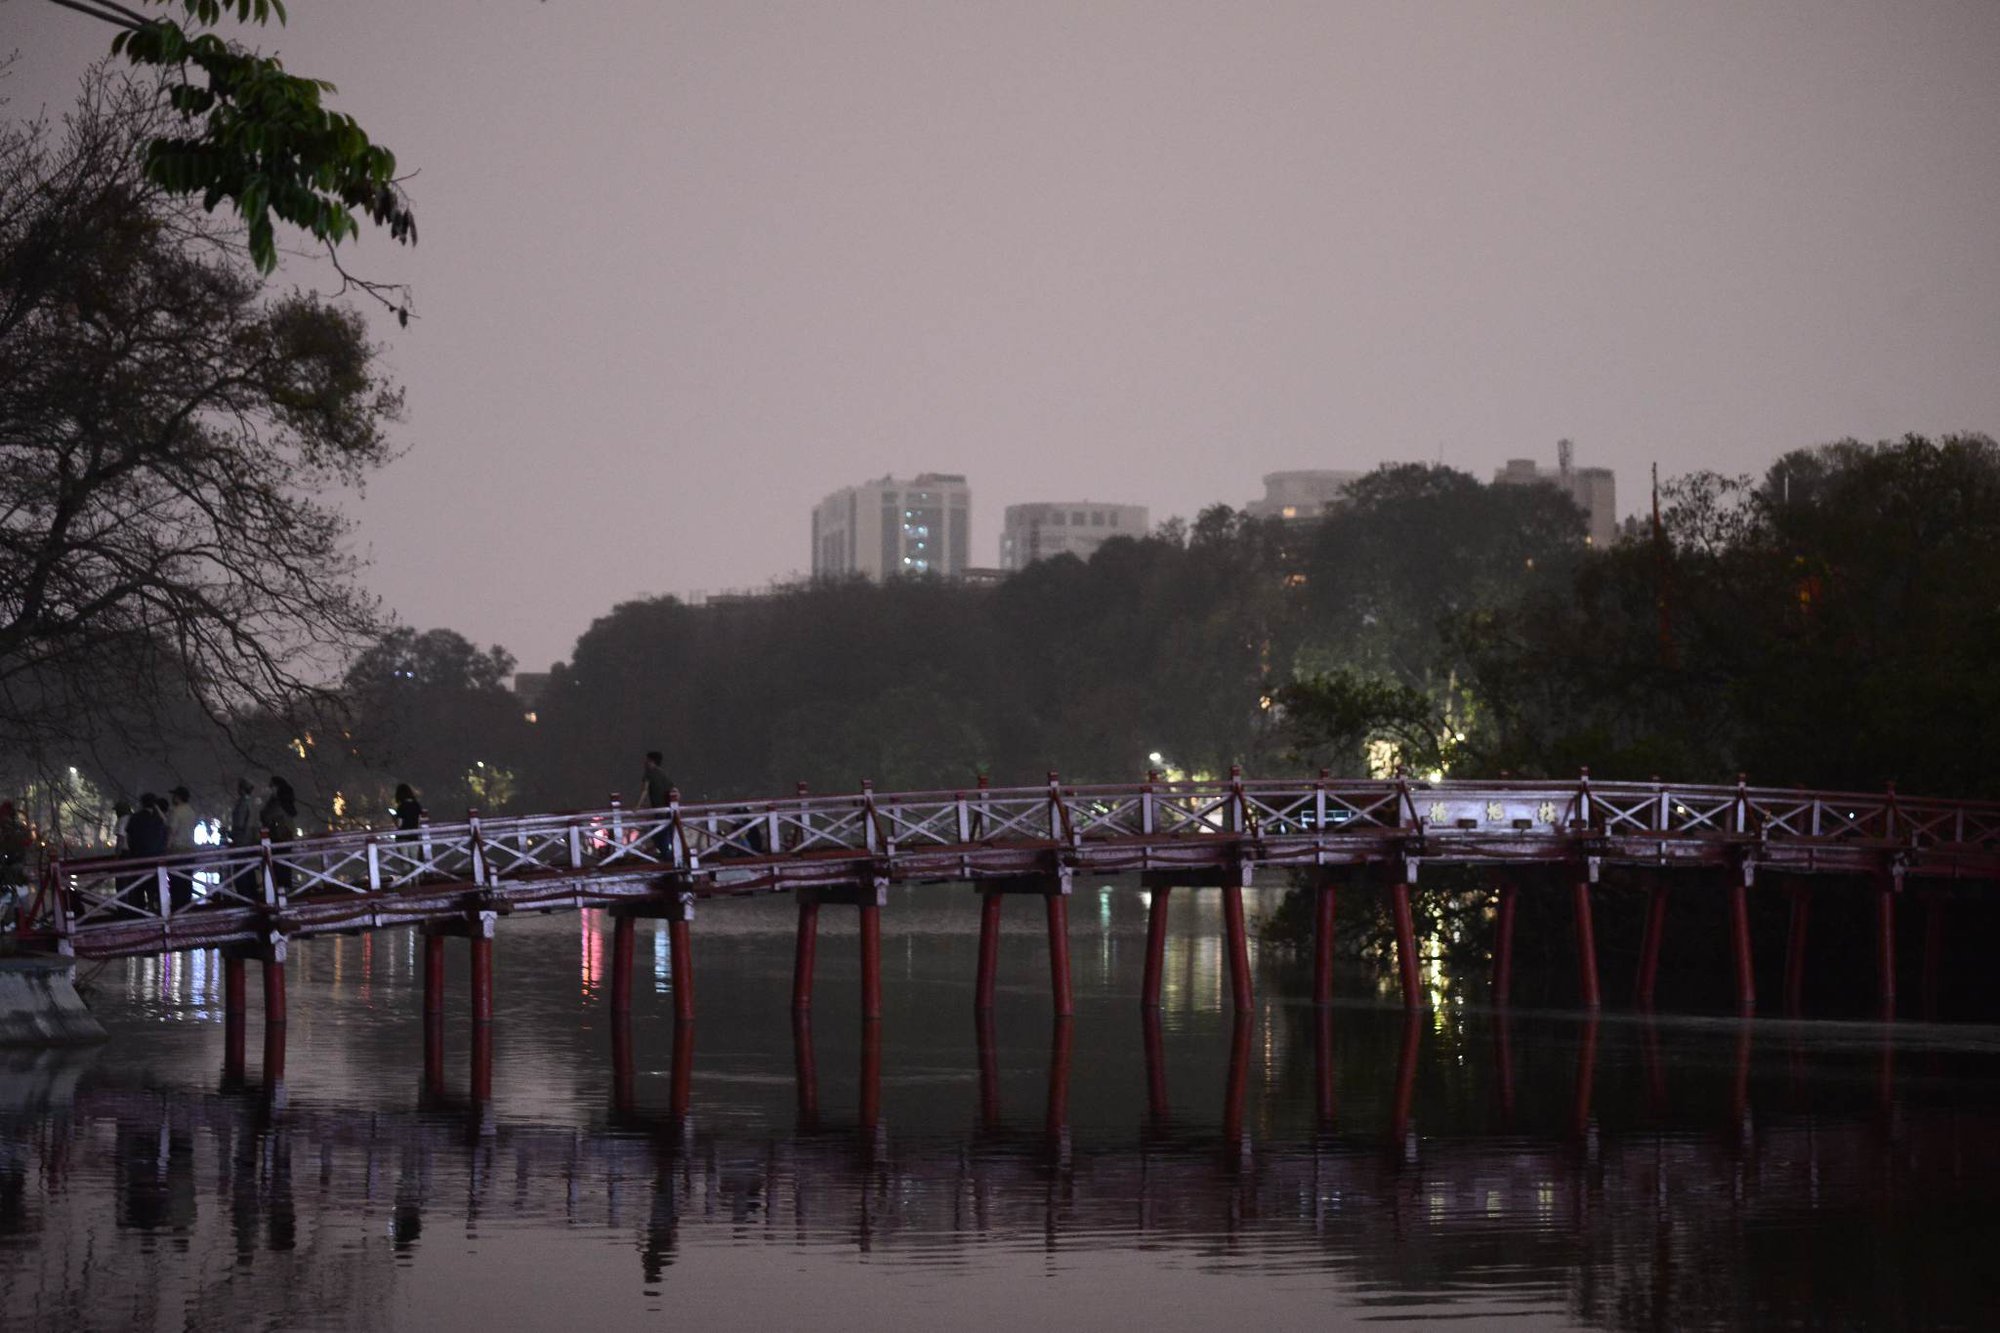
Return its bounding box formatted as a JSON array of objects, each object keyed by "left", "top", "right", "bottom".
[
  {"left": 1783, "top": 882, "right": 1811, "bottom": 1015},
  {"left": 1492, "top": 879, "right": 1517, "bottom": 1007},
  {"left": 1312, "top": 870, "right": 1338, "bottom": 1007},
  {"left": 468, "top": 911, "right": 496, "bottom": 1026},
  {"left": 1635, "top": 877, "right": 1669, "bottom": 1009},
  {"left": 1572, "top": 859, "right": 1602, "bottom": 1011},
  {"left": 1222, "top": 863, "right": 1252, "bottom": 1014},
  {"left": 610, "top": 913, "right": 635, "bottom": 1018},
  {"left": 1046, "top": 887, "right": 1074, "bottom": 1019},
  {"left": 858, "top": 880, "right": 884, "bottom": 1022},
  {"left": 422, "top": 931, "right": 446, "bottom": 1022},
  {"left": 1876, "top": 864, "right": 1900, "bottom": 1021},
  {"left": 223, "top": 953, "right": 247, "bottom": 1081},
  {"left": 1728, "top": 860, "right": 1756, "bottom": 1016},
  {"left": 669, "top": 894, "right": 696, "bottom": 1025},
  {"left": 1391, "top": 862, "right": 1422, "bottom": 1010},
  {"left": 1141, "top": 884, "right": 1171, "bottom": 1009},
  {"left": 975, "top": 888, "right": 1003, "bottom": 1012},
  {"left": 792, "top": 890, "right": 819, "bottom": 1013}
]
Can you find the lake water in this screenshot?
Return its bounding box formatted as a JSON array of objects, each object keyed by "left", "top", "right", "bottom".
[{"left": 2, "top": 885, "right": 1996, "bottom": 1330}]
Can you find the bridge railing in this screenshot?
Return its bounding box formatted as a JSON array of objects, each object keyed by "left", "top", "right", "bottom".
[{"left": 37, "top": 775, "right": 2000, "bottom": 948}]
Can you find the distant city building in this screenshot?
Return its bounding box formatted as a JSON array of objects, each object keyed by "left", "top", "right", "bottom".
[
  {"left": 1000, "top": 501, "right": 1149, "bottom": 570},
  {"left": 1492, "top": 441, "right": 1618, "bottom": 547},
  {"left": 1245, "top": 470, "right": 1364, "bottom": 521},
  {"left": 811, "top": 473, "right": 971, "bottom": 580}
]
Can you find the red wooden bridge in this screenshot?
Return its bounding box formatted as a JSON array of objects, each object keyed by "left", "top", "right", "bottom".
[{"left": 26, "top": 771, "right": 2000, "bottom": 1035}]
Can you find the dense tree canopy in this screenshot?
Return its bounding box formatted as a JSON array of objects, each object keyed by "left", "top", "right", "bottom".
[{"left": 0, "top": 73, "right": 403, "bottom": 772}]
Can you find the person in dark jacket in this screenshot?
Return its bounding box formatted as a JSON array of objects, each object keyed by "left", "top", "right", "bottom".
[
  {"left": 393, "top": 783, "right": 424, "bottom": 833},
  {"left": 125, "top": 795, "right": 169, "bottom": 915},
  {"left": 259, "top": 777, "right": 299, "bottom": 893}
]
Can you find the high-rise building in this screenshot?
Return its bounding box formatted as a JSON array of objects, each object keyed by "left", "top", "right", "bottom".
[
  {"left": 1245, "top": 470, "right": 1363, "bottom": 521},
  {"left": 811, "top": 473, "right": 971, "bottom": 580},
  {"left": 999, "top": 502, "right": 1149, "bottom": 570},
  {"left": 1493, "top": 441, "right": 1618, "bottom": 547}
]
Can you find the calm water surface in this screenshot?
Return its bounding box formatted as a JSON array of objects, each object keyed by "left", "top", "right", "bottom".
[{"left": 2, "top": 885, "right": 1996, "bottom": 1330}]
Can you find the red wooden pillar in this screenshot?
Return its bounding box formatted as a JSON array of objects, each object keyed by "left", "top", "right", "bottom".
[
  {"left": 223, "top": 954, "right": 247, "bottom": 1080},
  {"left": 792, "top": 894, "right": 819, "bottom": 1012},
  {"left": 1223, "top": 1012, "right": 1252, "bottom": 1147},
  {"left": 1313, "top": 1008, "right": 1335, "bottom": 1128},
  {"left": 610, "top": 913, "right": 635, "bottom": 1017},
  {"left": 670, "top": 1019, "right": 693, "bottom": 1119},
  {"left": 262, "top": 954, "right": 287, "bottom": 1027},
  {"left": 1634, "top": 880, "right": 1669, "bottom": 1009},
  {"left": 1491, "top": 880, "right": 1518, "bottom": 1007},
  {"left": 422, "top": 932, "right": 446, "bottom": 1020},
  {"left": 469, "top": 932, "right": 493, "bottom": 1026},
  {"left": 1783, "top": 883, "right": 1811, "bottom": 1015},
  {"left": 975, "top": 890, "right": 1003, "bottom": 1012},
  {"left": 976, "top": 1010, "right": 1002, "bottom": 1130},
  {"left": 1921, "top": 894, "right": 1945, "bottom": 1022},
  {"left": 1045, "top": 890, "right": 1073, "bottom": 1018},
  {"left": 1727, "top": 864, "right": 1756, "bottom": 1016},
  {"left": 858, "top": 892, "right": 883, "bottom": 1022},
  {"left": 1572, "top": 864, "right": 1602, "bottom": 1011},
  {"left": 1571, "top": 1016, "right": 1601, "bottom": 1139},
  {"left": 1222, "top": 878, "right": 1252, "bottom": 1013},
  {"left": 1390, "top": 1011, "right": 1421, "bottom": 1150},
  {"left": 1312, "top": 875, "right": 1338, "bottom": 1007},
  {"left": 669, "top": 911, "right": 695, "bottom": 1024},
  {"left": 1391, "top": 876, "right": 1422, "bottom": 1010},
  {"left": 1876, "top": 868, "right": 1898, "bottom": 1022},
  {"left": 1141, "top": 886, "right": 1171, "bottom": 1009},
  {"left": 470, "top": 1018, "right": 493, "bottom": 1105}
]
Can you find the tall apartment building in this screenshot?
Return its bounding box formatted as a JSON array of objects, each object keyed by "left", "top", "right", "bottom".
[
  {"left": 1492, "top": 441, "right": 1618, "bottom": 547},
  {"left": 811, "top": 473, "right": 971, "bottom": 580},
  {"left": 1000, "top": 501, "right": 1149, "bottom": 571},
  {"left": 1245, "top": 470, "right": 1363, "bottom": 521}
]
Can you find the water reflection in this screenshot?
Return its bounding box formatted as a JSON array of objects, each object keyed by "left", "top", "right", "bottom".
[{"left": 1, "top": 893, "right": 1997, "bottom": 1330}]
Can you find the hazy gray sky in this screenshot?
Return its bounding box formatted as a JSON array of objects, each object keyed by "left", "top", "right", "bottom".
[{"left": 10, "top": 1, "right": 2000, "bottom": 673}]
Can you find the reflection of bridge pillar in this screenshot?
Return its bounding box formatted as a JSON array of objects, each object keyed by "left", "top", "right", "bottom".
[
  {"left": 670, "top": 1018, "right": 693, "bottom": 1119},
  {"left": 975, "top": 890, "right": 1003, "bottom": 1012},
  {"left": 793, "top": 1011, "right": 818, "bottom": 1129},
  {"left": 1142, "top": 1007, "right": 1168, "bottom": 1129},
  {"left": 1223, "top": 1012, "right": 1253, "bottom": 1151},
  {"left": 1572, "top": 859, "right": 1602, "bottom": 1011},
  {"left": 1046, "top": 1018, "right": 1073, "bottom": 1148},
  {"left": 858, "top": 1017, "right": 881, "bottom": 1132},
  {"left": 976, "top": 1010, "right": 1001, "bottom": 1131},
  {"left": 611, "top": 1012, "right": 634, "bottom": 1117},
  {"left": 1313, "top": 1008, "right": 1335, "bottom": 1128},
  {"left": 1635, "top": 877, "right": 1669, "bottom": 1009},
  {"left": 1572, "top": 1016, "right": 1601, "bottom": 1139},
  {"left": 1390, "top": 1010, "right": 1420, "bottom": 1155},
  {"left": 1492, "top": 879, "right": 1517, "bottom": 1007}
]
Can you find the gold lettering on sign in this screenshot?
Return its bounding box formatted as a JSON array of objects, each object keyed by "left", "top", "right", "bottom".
[
  {"left": 1486, "top": 802, "right": 1505, "bottom": 822},
  {"left": 1538, "top": 801, "right": 1559, "bottom": 824},
  {"left": 1427, "top": 802, "right": 1449, "bottom": 825}
]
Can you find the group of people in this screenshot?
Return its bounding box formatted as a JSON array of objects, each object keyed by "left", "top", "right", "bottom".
[{"left": 112, "top": 777, "right": 302, "bottom": 860}]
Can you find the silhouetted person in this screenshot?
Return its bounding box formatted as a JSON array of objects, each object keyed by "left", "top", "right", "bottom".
[
  {"left": 260, "top": 777, "right": 299, "bottom": 894},
  {"left": 393, "top": 783, "right": 424, "bottom": 834},
  {"left": 112, "top": 798, "right": 132, "bottom": 856},
  {"left": 638, "top": 751, "right": 673, "bottom": 860},
  {"left": 126, "top": 795, "right": 169, "bottom": 914},
  {"left": 225, "top": 779, "right": 257, "bottom": 899},
  {"left": 165, "top": 785, "right": 197, "bottom": 910}
]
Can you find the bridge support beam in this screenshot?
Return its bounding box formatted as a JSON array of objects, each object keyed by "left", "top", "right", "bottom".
[
  {"left": 860, "top": 891, "right": 882, "bottom": 1022},
  {"left": 1141, "top": 885, "right": 1171, "bottom": 1009},
  {"left": 606, "top": 891, "right": 697, "bottom": 1022},
  {"left": 1392, "top": 868, "right": 1422, "bottom": 1010},
  {"left": 1635, "top": 878, "right": 1669, "bottom": 1009},
  {"left": 1728, "top": 861, "right": 1756, "bottom": 1016},
  {"left": 1312, "top": 871, "right": 1338, "bottom": 1007},
  {"left": 1876, "top": 866, "right": 1900, "bottom": 1021},
  {"left": 975, "top": 870, "right": 1073, "bottom": 1016},
  {"left": 610, "top": 913, "right": 635, "bottom": 1018},
  {"left": 792, "top": 894, "right": 819, "bottom": 1013},
  {"left": 1492, "top": 880, "right": 1517, "bottom": 1007},
  {"left": 1783, "top": 883, "right": 1811, "bottom": 1015},
  {"left": 222, "top": 954, "right": 247, "bottom": 1081},
  {"left": 1572, "top": 860, "right": 1601, "bottom": 1012},
  {"left": 1222, "top": 879, "right": 1251, "bottom": 1015}
]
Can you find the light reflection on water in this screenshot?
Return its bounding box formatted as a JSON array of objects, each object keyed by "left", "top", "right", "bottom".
[{"left": 2, "top": 885, "right": 1998, "bottom": 1331}]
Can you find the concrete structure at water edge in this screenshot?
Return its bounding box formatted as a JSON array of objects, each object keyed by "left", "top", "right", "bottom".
[{"left": 0, "top": 954, "right": 107, "bottom": 1045}]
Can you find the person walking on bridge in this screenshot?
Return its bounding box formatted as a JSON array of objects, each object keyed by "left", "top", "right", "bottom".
[
  {"left": 638, "top": 751, "right": 674, "bottom": 861},
  {"left": 165, "top": 786, "right": 198, "bottom": 911},
  {"left": 225, "top": 779, "right": 257, "bottom": 900}
]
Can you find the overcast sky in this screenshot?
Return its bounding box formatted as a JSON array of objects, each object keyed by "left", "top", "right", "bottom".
[{"left": 9, "top": 1, "right": 1999, "bottom": 674}]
